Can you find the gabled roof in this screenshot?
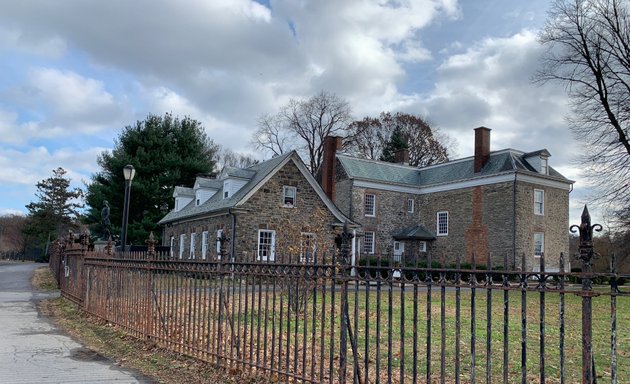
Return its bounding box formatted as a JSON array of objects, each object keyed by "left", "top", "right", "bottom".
[
  {"left": 337, "top": 148, "right": 571, "bottom": 188},
  {"left": 220, "top": 166, "right": 256, "bottom": 180},
  {"left": 159, "top": 151, "right": 353, "bottom": 226},
  {"left": 173, "top": 186, "right": 194, "bottom": 197},
  {"left": 194, "top": 177, "right": 222, "bottom": 190}
]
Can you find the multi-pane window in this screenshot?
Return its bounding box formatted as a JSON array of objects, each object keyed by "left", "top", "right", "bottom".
[
  {"left": 437, "top": 211, "right": 449, "bottom": 236},
  {"left": 363, "top": 231, "right": 375, "bottom": 254},
  {"left": 364, "top": 194, "right": 376, "bottom": 217},
  {"left": 216, "top": 229, "right": 224, "bottom": 258},
  {"left": 179, "top": 234, "right": 185, "bottom": 259},
  {"left": 418, "top": 241, "right": 427, "bottom": 253},
  {"left": 540, "top": 158, "right": 548, "bottom": 175},
  {"left": 257, "top": 230, "right": 275, "bottom": 262},
  {"left": 283, "top": 186, "right": 296, "bottom": 207},
  {"left": 189, "top": 233, "right": 196, "bottom": 259},
  {"left": 300, "top": 232, "right": 316, "bottom": 263},
  {"left": 407, "top": 199, "right": 414, "bottom": 213},
  {"left": 534, "top": 233, "right": 544, "bottom": 257},
  {"left": 534, "top": 189, "right": 544, "bottom": 215},
  {"left": 201, "top": 231, "right": 208, "bottom": 260}
]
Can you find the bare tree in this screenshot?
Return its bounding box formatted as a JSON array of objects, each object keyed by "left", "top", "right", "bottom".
[
  {"left": 346, "top": 112, "right": 452, "bottom": 167},
  {"left": 252, "top": 91, "right": 353, "bottom": 174},
  {"left": 0, "top": 214, "right": 28, "bottom": 257},
  {"left": 536, "top": 0, "right": 630, "bottom": 217},
  {"left": 214, "top": 147, "right": 258, "bottom": 171}
]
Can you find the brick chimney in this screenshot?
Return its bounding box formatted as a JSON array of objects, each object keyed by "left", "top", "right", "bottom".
[
  {"left": 474, "top": 127, "right": 491, "bottom": 173},
  {"left": 394, "top": 149, "right": 409, "bottom": 165},
  {"left": 321, "top": 136, "right": 342, "bottom": 201}
]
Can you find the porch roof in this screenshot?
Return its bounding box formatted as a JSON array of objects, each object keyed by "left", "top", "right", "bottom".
[{"left": 392, "top": 225, "right": 436, "bottom": 241}]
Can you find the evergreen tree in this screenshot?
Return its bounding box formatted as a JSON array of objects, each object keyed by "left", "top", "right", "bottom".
[
  {"left": 23, "top": 167, "right": 83, "bottom": 249},
  {"left": 379, "top": 127, "right": 409, "bottom": 163},
  {"left": 84, "top": 113, "right": 218, "bottom": 244}
]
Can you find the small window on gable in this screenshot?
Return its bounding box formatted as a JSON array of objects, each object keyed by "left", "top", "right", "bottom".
[
  {"left": 283, "top": 186, "right": 296, "bottom": 207},
  {"left": 365, "top": 194, "right": 376, "bottom": 217},
  {"left": 540, "top": 158, "right": 548, "bottom": 175},
  {"left": 407, "top": 199, "right": 414, "bottom": 213},
  {"left": 534, "top": 189, "right": 544, "bottom": 215},
  {"left": 437, "top": 211, "right": 449, "bottom": 236},
  {"left": 196, "top": 198, "right": 200, "bottom": 206}
]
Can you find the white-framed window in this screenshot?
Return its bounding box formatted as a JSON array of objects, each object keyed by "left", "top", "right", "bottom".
[
  {"left": 216, "top": 229, "right": 224, "bottom": 259},
  {"left": 534, "top": 189, "right": 544, "bottom": 215},
  {"left": 407, "top": 198, "right": 414, "bottom": 213},
  {"left": 363, "top": 231, "right": 375, "bottom": 254},
  {"left": 179, "top": 234, "right": 186, "bottom": 259},
  {"left": 534, "top": 233, "right": 544, "bottom": 258},
  {"left": 437, "top": 211, "right": 449, "bottom": 236},
  {"left": 300, "top": 232, "right": 316, "bottom": 262},
  {"left": 364, "top": 194, "right": 376, "bottom": 217},
  {"left": 201, "top": 231, "right": 208, "bottom": 260},
  {"left": 257, "top": 230, "right": 275, "bottom": 262},
  {"left": 223, "top": 181, "right": 231, "bottom": 199},
  {"left": 540, "top": 158, "right": 548, "bottom": 175},
  {"left": 169, "top": 236, "right": 174, "bottom": 258},
  {"left": 189, "top": 233, "right": 196, "bottom": 259},
  {"left": 283, "top": 186, "right": 296, "bottom": 207},
  {"left": 418, "top": 241, "right": 427, "bottom": 252},
  {"left": 393, "top": 241, "right": 404, "bottom": 263}
]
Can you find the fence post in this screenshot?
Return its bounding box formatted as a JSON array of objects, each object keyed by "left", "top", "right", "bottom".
[
  {"left": 146, "top": 232, "right": 157, "bottom": 340},
  {"left": 337, "top": 222, "right": 354, "bottom": 383},
  {"left": 570, "top": 205, "right": 601, "bottom": 384}
]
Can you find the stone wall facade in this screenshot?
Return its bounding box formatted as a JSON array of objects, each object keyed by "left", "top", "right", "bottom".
[
  {"left": 334, "top": 167, "right": 570, "bottom": 270},
  {"left": 164, "top": 160, "right": 340, "bottom": 262},
  {"left": 514, "top": 181, "right": 570, "bottom": 271}
]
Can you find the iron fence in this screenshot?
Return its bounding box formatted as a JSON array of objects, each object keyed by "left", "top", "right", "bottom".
[{"left": 50, "top": 211, "right": 629, "bottom": 383}]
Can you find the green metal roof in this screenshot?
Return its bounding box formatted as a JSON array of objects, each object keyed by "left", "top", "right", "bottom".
[{"left": 337, "top": 149, "right": 571, "bottom": 187}]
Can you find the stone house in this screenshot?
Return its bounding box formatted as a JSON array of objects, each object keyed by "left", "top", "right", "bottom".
[
  {"left": 319, "top": 127, "right": 574, "bottom": 271},
  {"left": 158, "top": 151, "right": 353, "bottom": 263}
]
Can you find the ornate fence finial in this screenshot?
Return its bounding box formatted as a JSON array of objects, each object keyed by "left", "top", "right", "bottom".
[
  {"left": 336, "top": 221, "right": 354, "bottom": 266},
  {"left": 80, "top": 228, "right": 90, "bottom": 252},
  {"left": 106, "top": 235, "right": 113, "bottom": 256},
  {"left": 570, "top": 205, "right": 602, "bottom": 267},
  {"left": 146, "top": 231, "right": 156, "bottom": 256}
]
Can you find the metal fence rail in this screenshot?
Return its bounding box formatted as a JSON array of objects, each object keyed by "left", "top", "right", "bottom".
[{"left": 49, "top": 211, "right": 629, "bottom": 383}]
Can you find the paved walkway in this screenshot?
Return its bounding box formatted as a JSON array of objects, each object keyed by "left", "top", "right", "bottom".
[{"left": 0, "top": 262, "right": 152, "bottom": 383}]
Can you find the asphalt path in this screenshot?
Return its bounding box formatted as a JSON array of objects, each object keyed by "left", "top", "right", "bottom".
[{"left": 0, "top": 262, "right": 152, "bottom": 383}]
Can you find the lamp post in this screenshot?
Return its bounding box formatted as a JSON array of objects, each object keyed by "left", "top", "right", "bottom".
[{"left": 120, "top": 164, "right": 136, "bottom": 252}]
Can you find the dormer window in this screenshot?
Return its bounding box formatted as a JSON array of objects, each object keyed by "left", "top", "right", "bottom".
[
  {"left": 283, "top": 186, "right": 296, "bottom": 207},
  {"left": 223, "top": 181, "right": 231, "bottom": 199},
  {"left": 540, "top": 157, "right": 548, "bottom": 175},
  {"left": 196, "top": 198, "right": 200, "bottom": 206}
]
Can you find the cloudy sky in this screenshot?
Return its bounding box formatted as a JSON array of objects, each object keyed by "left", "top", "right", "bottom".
[{"left": 0, "top": 0, "right": 594, "bottom": 224}]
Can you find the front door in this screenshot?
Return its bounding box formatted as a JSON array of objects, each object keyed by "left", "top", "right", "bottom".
[{"left": 393, "top": 241, "right": 404, "bottom": 264}]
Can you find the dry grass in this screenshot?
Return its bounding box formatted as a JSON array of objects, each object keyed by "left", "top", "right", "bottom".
[{"left": 33, "top": 267, "right": 272, "bottom": 384}]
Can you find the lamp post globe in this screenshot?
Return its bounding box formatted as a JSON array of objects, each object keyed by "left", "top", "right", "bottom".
[{"left": 120, "top": 164, "right": 135, "bottom": 252}]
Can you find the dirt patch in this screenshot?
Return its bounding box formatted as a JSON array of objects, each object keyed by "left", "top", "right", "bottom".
[{"left": 33, "top": 267, "right": 273, "bottom": 384}]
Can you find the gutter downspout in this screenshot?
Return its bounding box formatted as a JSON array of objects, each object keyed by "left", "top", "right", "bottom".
[{"left": 228, "top": 208, "right": 236, "bottom": 263}]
